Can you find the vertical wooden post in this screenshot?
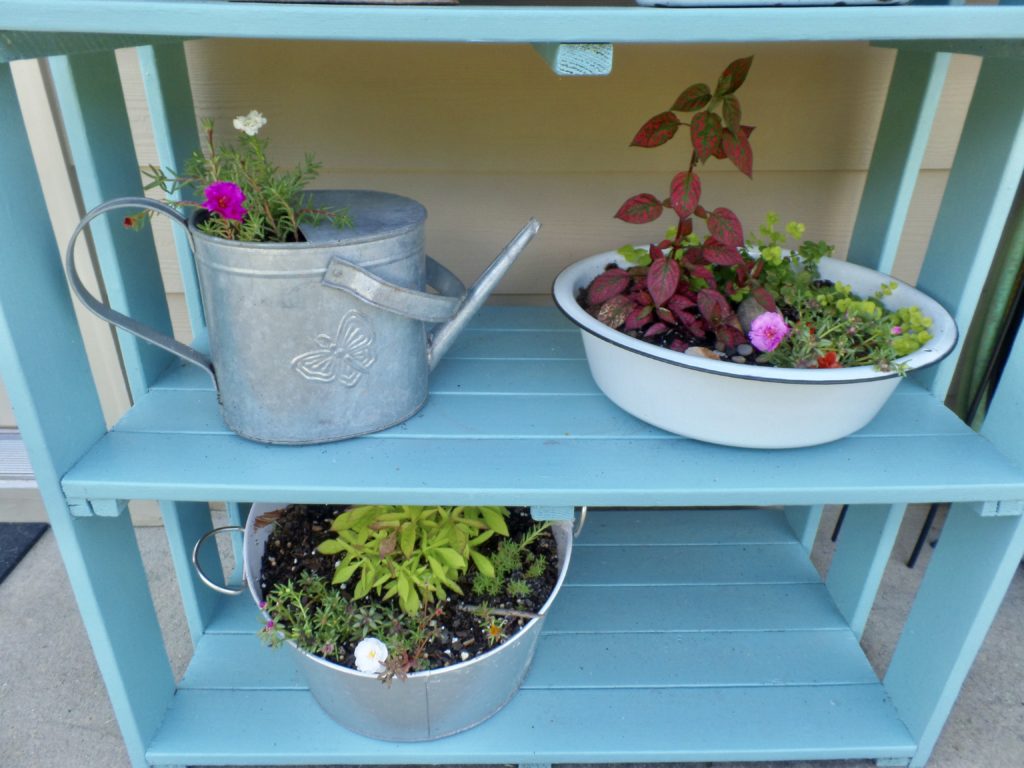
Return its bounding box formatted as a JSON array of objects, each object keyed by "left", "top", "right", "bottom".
[
  {"left": 884, "top": 504, "right": 1024, "bottom": 766},
  {"left": 137, "top": 42, "right": 205, "bottom": 333},
  {"left": 826, "top": 503, "right": 904, "bottom": 638},
  {"left": 911, "top": 56, "right": 1024, "bottom": 397},
  {"left": 847, "top": 50, "right": 950, "bottom": 275},
  {"left": 0, "top": 61, "right": 174, "bottom": 768},
  {"left": 49, "top": 50, "right": 174, "bottom": 397}
]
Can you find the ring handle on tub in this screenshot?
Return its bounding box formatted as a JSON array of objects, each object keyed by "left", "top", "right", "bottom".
[
  {"left": 192, "top": 526, "right": 246, "bottom": 596},
  {"left": 575, "top": 506, "right": 588, "bottom": 537}
]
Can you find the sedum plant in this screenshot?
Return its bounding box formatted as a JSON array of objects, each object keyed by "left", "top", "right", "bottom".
[
  {"left": 316, "top": 504, "right": 510, "bottom": 615},
  {"left": 583, "top": 56, "right": 932, "bottom": 372}
]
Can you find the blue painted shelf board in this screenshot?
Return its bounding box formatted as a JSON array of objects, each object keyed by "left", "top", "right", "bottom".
[
  {"left": 149, "top": 509, "right": 916, "bottom": 766},
  {"left": 4, "top": 2, "right": 1024, "bottom": 45},
  {"left": 60, "top": 307, "right": 1024, "bottom": 509}
]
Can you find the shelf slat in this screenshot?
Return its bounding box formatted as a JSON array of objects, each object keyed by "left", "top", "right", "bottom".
[
  {"left": 61, "top": 307, "right": 1024, "bottom": 508},
  {"left": 155, "top": 508, "right": 913, "bottom": 766},
  {"left": 4, "top": 2, "right": 1024, "bottom": 46}
]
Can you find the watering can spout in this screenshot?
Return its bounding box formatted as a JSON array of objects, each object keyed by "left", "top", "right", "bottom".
[{"left": 427, "top": 218, "right": 541, "bottom": 370}]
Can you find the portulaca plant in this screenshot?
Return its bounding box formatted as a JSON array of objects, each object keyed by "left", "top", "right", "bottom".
[
  {"left": 138, "top": 110, "right": 351, "bottom": 243},
  {"left": 580, "top": 56, "right": 933, "bottom": 372}
]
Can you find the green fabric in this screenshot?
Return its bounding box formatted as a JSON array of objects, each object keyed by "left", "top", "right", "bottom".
[{"left": 946, "top": 185, "right": 1024, "bottom": 429}]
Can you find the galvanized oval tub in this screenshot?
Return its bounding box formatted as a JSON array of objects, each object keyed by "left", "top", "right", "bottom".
[
  {"left": 242, "top": 503, "right": 574, "bottom": 741},
  {"left": 66, "top": 190, "right": 540, "bottom": 444}
]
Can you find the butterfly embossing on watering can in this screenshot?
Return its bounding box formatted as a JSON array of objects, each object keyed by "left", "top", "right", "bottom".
[{"left": 291, "top": 310, "right": 376, "bottom": 386}]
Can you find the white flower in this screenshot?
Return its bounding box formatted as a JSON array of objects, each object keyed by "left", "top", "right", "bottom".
[
  {"left": 233, "top": 110, "right": 267, "bottom": 137},
  {"left": 353, "top": 637, "right": 388, "bottom": 674}
]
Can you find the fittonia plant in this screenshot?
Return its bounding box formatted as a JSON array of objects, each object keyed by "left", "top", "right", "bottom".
[{"left": 582, "top": 56, "right": 932, "bottom": 372}]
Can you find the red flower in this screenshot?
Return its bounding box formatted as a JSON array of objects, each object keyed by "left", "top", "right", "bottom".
[{"left": 816, "top": 350, "right": 841, "bottom": 369}]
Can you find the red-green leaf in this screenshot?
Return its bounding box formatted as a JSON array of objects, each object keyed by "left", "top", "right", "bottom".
[
  {"left": 670, "top": 171, "right": 701, "bottom": 219},
  {"left": 597, "top": 295, "right": 634, "bottom": 329},
  {"left": 752, "top": 285, "right": 779, "bottom": 313},
  {"left": 647, "top": 257, "right": 681, "bottom": 307},
  {"left": 691, "top": 265, "right": 717, "bottom": 288},
  {"left": 707, "top": 207, "right": 744, "bottom": 248},
  {"left": 690, "top": 112, "right": 723, "bottom": 162},
  {"left": 697, "top": 289, "right": 732, "bottom": 326},
  {"left": 715, "top": 56, "right": 754, "bottom": 98},
  {"left": 643, "top": 322, "right": 670, "bottom": 338},
  {"left": 676, "top": 218, "right": 694, "bottom": 241},
  {"left": 631, "top": 111, "right": 682, "bottom": 148},
  {"left": 723, "top": 128, "right": 754, "bottom": 178},
  {"left": 722, "top": 95, "right": 742, "bottom": 135},
  {"left": 587, "top": 268, "right": 631, "bottom": 304},
  {"left": 668, "top": 294, "right": 697, "bottom": 316},
  {"left": 672, "top": 83, "right": 712, "bottom": 113},
  {"left": 716, "top": 324, "right": 748, "bottom": 348},
  {"left": 656, "top": 306, "right": 677, "bottom": 325},
  {"left": 703, "top": 242, "right": 745, "bottom": 267},
  {"left": 625, "top": 303, "right": 654, "bottom": 331},
  {"left": 615, "top": 193, "right": 664, "bottom": 224}
]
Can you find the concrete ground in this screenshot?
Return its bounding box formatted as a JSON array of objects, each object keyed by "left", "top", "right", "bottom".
[{"left": 0, "top": 504, "right": 1021, "bottom": 768}]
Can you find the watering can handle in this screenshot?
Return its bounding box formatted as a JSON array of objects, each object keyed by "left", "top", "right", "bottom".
[
  {"left": 322, "top": 254, "right": 466, "bottom": 324},
  {"left": 65, "top": 197, "right": 216, "bottom": 382}
]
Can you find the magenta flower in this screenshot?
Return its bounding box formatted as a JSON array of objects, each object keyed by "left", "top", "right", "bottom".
[
  {"left": 891, "top": 326, "right": 903, "bottom": 335},
  {"left": 202, "top": 181, "right": 247, "bottom": 221},
  {"left": 749, "top": 311, "right": 790, "bottom": 353}
]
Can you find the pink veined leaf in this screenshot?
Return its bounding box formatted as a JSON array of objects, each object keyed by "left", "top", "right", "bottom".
[
  {"left": 656, "top": 306, "right": 677, "bottom": 325},
  {"left": 624, "top": 303, "right": 654, "bottom": 331},
  {"left": 716, "top": 324, "right": 748, "bottom": 349},
  {"left": 597, "top": 295, "right": 634, "bottom": 329},
  {"left": 722, "top": 95, "right": 742, "bottom": 135},
  {"left": 712, "top": 123, "right": 755, "bottom": 160},
  {"left": 691, "top": 265, "right": 718, "bottom": 289},
  {"left": 715, "top": 56, "right": 754, "bottom": 98},
  {"left": 678, "top": 217, "right": 694, "bottom": 239},
  {"left": 703, "top": 242, "right": 745, "bottom": 267},
  {"left": 680, "top": 312, "right": 708, "bottom": 338},
  {"left": 672, "top": 83, "right": 712, "bottom": 112},
  {"left": 752, "top": 285, "right": 779, "bottom": 313},
  {"left": 682, "top": 247, "right": 705, "bottom": 268},
  {"left": 643, "top": 322, "right": 670, "bottom": 338},
  {"left": 668, "top": 339, "right": 689, "bottom": 352},
  {"left": 650, "top": 243, "right": 666, "bottom": 262},
  {"left": 630, "top": 288, "right": 654, "bottom": 306},
  {"left": 615, "top": 193, "right": 664, "bottom": 224},
  {"left": 690, "top": 112, "right": 723, "bottom": 162},
  {"left": 670, "top": 171, "right": 701, "bottom": 219},
  {"left": 707, "top": 208, "right": 744, "bottom": 248},
  {"left": 587, "top": 268, "right": 632, "bottom": 305},
  {"left": 723, "top": 128, "right": 754, "bottom": 178},
  {"left": 697, "top": 288, "right": 732, "bottom": 326},
  {"left": 647, "top": 256, "right": 681, "bottom": 308},
  {"left": 668, "top": 294, "right": 697, "bottom": 318},
  {"left": 630, "top": 112, "right": 682, "bottom": 148}
]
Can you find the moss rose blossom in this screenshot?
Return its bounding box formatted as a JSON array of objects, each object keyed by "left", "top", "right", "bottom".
[
  {"left": 202, "top": 181, "right": 247, "bottom": 222},
  {"left": 749, "top": 311, "right": 790, "bottom": 353},
  {"left": 354, "top": 637, "right": 388, "bottom": 674}
]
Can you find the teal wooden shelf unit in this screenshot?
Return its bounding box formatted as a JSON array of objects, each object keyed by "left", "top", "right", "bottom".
[{"left": 3, "top": 3, "right": 1024, "bottom": 768}]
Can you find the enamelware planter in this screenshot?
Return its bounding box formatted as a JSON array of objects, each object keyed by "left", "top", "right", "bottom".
[{"left": 553, "top": 251, "right": 957, "bottom": 449}]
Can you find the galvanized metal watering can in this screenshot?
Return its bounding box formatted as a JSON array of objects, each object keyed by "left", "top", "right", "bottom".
[{"left": 66, "top": 190, "right": 540, "bottom": 444}]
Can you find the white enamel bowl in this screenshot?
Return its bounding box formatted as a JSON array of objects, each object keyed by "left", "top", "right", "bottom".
[{"left": 552, "top": 252, "right": 957, "bottom": 449}]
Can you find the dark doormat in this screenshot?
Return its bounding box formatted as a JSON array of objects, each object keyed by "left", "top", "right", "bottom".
[{"left": 0, "top": 523, "right": 48, "bottom": 585}]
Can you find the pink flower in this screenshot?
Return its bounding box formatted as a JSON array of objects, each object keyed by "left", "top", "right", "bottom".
[
  {"left": 749, "top": 311, "right": 790, "bottom": 353},
  {"left": 891, "top": 326, "right": 903, "bottom": 335},
  {"left": 202, "top": 181, "right": 247, "bottom": 221}
]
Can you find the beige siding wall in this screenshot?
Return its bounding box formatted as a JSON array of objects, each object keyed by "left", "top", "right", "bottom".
[
  {"left": 113, "top": 41, "right": 980, "bottom": 342},
  {"left": 4, "top": 42, "right": 982, "bottom": 421}
]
